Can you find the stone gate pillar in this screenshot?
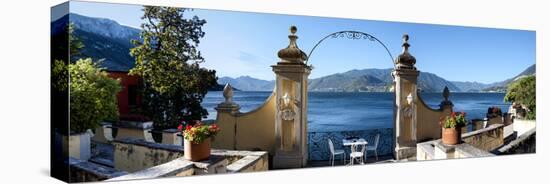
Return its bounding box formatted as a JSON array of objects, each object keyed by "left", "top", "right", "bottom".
[
  {"left": 272, "top": 26, "right": 312, "bottom": 169},
  {"left": 393, "top": 34, "right": 419, "bottom": 160}
]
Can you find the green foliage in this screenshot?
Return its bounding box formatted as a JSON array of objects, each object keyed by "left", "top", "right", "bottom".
[
  {"left": 69, "top": 59, "right": 121, "bottom": 133},
  {"left": 130, "top": 6, "right": 217, "bottom": 130},
  {"left": 504, "top": 76, "right": 536, "bottom": 120},
  {"left": 441, "top": 112, "right": 467, "bottom": 129},
  {"left": 68, "top": 23, "right": 84, "bottom": 59},
  {"left": 52, "top": 60, "right": 68, "bottom": 92}
]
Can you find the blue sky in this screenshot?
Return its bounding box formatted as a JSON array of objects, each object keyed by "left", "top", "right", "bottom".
[{"left": 68, "top": 1, "right": 535, "bottom": 84}]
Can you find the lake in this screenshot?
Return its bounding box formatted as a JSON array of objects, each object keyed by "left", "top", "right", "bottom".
[{"left": 201, "top": 91, "right": 510, "bottom": 132}]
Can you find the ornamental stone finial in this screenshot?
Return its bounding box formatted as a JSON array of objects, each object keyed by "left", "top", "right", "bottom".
[
  {"left": 443, "top": 86, "right": 450, "bottom": 101},
  {"left": 277, "top": 25, "right": 307, "bottom": 63},
  {"left": 395, "top": 34, "right": 416, "bottom": 69},
  {"left": 290, "top": 25, "right": 297, "bottom": 35},
  {"left": 223, "top": 83, "right": 234, "bottom": 103},
  {"left": 402, "top": 34, "right": 410, "bottom": 52}
]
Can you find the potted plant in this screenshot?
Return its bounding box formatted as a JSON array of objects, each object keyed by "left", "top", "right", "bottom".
[
  {"left": 487, "top": 106, "right": 503, "bottom": 119},
  {"left": 178, "top": 121, "right": 220, "bottom": 161},
  {"left": 440, "top": 112, "right": 467, "bottom": 145}
]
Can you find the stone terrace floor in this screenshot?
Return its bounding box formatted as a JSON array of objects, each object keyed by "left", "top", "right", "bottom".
[{"left": 307, "top": 155, "right": 395, "bottom": 167}]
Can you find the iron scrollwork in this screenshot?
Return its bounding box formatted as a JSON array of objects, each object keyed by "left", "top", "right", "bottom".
[{"left": 306, "top": 31, "right": 395, "bottom": 71}]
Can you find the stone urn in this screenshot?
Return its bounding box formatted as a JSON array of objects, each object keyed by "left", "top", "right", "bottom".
[
  {"left": 184, "top": 138, "right": 211, "bottom": 161},
  {"left": 442, "top": 127, "right": 460, "bottom": 145}
]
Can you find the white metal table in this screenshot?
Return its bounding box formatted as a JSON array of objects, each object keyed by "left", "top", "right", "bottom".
[{"left": 342, "top": 138, "right": 368, "bottom": 165}]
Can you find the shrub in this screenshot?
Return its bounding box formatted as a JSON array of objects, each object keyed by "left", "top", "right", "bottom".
[
  {"left": 504, "top": 76, "right": 536, "bottom": 120},
  {"left": 69, "top": 59, "right": 121, "bottom": 134}
]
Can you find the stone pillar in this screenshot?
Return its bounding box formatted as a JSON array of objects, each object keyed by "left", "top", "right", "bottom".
[
  {"left": 213, "top": 84, "right": 241, "bottom": 150},
  {"left": 393, "top": 34, "right": 420, "bottom": 160},
  {"left": 272, "top": 26, "right": 311, "bottom": 169}
]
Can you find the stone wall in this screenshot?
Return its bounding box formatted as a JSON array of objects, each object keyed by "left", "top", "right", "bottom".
[
  {"left": 462, "top": 124, "right": 504, "bottom": 152},
  {"left": 495, "top": 128, "right": 536, "bottom": 155},
  {"left": 68, "top": 157, "right": 127, "bottom": 182},
  {"left": 112, "top": 137, "right": 269, "bottom": 177},
  {"left": 212, "top": 150, "right": 269, "bottom": 173},
  {"left": 307, "top": 128, "right": 393, "bottom": 161},
  {"left": 107, "top": 149, "right": 268, "bottom": 181},
  {"left": 113, "top": 138, "right": 185, "bottom": 172},
  {"left": 212, "top": 92, "right": 277, "bottom": 154},
  {"left": 417, "top": 124, "right": 504, "bottom": 161},
  {"left": 416, "top": 94, "right": 452, "bottom": 142}
]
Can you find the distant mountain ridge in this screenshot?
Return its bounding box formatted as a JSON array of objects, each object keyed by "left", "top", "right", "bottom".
[
  {"left": 219, "top": 64, "right": 535, "bottom": 93},
  {"left": 218, "top": 76, "right": 275, "bottom": 91},
  {"left": 480, "top": 64, "right": 536, "bottom": 92},
  {"left": 51, "top": 13, "right": 140, "bottom": 71},
  {"left": 52, "top": 14, "right": 535, "bottom": 93},
  {"left": 307, "top": 68, "right": 461, "bottom": 92}
]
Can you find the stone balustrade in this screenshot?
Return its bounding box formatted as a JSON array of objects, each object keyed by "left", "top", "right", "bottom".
[
  {"left": 462, "top": 124, "right": 504, "bottom": 152},
  {"left": 112, "top": 138, "right": 185, "bottom": 172},
  {"left": 417, "top": 124, "right": 504, "bottom": 160},
  {"left": 110, "top": 137, "right": 269, "bottom": 180},
  {"left": 495, "top": 127, "right": 536, "bottom": 155}
]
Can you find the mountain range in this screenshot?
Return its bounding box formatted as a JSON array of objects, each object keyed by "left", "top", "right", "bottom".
[
  {"left": 218, "top": 64, "right": 535, "bottom": 92},
  {"left": 52, "top": 13, "right": 535, "bottom": 93},
  {"left": 52, "top": 13, "right": 140, "bottom": 71}
]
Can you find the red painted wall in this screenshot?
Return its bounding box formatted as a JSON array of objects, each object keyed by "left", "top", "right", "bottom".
[{"left": 108, "top": 71, "right": 141, "bottom": 116}]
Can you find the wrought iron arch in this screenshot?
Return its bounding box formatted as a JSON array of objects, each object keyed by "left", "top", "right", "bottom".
[{"left": 306, "top": 31, "right": 395, "bottom": 70}]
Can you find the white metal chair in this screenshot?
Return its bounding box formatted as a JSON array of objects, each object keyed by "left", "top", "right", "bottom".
[
  {"left": 366, "top": 134, "right": 380, "bottom": 161},
  {"left": 328, "top": 139, "right": 345, "bottom": 166},
  {"left": 349, "top": 143, "right": 366, "bottom": 165}
]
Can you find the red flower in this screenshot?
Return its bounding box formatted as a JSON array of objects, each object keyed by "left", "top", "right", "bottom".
[
  {"left": 186, "top": 125, "right": 192, "bottom": 131},
  {"left": 177, "top": 124, "right": 183, "bottom": 132}
]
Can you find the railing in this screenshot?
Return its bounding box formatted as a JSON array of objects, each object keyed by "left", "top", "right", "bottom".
[{"left": 307, "top": 128, "right": 394, "bottom": 161}]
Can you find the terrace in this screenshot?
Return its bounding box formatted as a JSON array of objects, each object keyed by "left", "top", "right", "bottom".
[{"left": 57, "top": 26, "right": 536, "bottom": 183}]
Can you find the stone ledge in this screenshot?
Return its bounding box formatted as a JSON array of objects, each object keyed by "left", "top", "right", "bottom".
[
  {"left": 455, "top": 144, "right": 495, "bottom": 157},
  {"left": 113, "top": 137, "right": 183, "bottom": 153},
  {"left": 496, "top": 127, "right": 536, "bottom": 154},
  {"left": 112, "top": 121, "right": 153, "bottom": 130},
  {"left": 462, "top": 124, "right": 503, "bottom": 139},
  {"left": 107, "top": 158, "right": 195, "bottom": 181},
  {"left": 69, "top": 157, "right": 127, "bottom": 181}
]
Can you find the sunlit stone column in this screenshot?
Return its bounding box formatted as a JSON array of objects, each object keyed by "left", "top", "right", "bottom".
[
  {"left": 272, "top": 26, "right": 312, "bottom": 169},
  {"left": 213, "top": 84, "right": 241, "bottom": 150},
  {"left": 393, "top": 34, "right": 420, "bottom": 160}
]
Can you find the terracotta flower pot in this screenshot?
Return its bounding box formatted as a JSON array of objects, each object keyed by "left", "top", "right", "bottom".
[
  {"left": 184, "top": 138, "right": 211, "bottom": 161},
  {"left": 442, "top": 127, "right": 461, "bottom": 145}
]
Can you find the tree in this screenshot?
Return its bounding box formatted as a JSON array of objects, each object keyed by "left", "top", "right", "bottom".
[
  {"left": 69, "top": 59, "right": 121, "bottom": 133},
  {"left": 52, "top": 22, "right": 85, "bottom": 135},
  {"left": 130, "top": 6, "right": 217, "bottom": 130},
  {"left": 504, "top": 75, "right": 536, "bottom": 120}
]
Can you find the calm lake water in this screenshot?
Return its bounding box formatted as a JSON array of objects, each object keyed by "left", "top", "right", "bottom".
[{"left": 201, "top": 91, "right": 510, "bottom": 132}]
